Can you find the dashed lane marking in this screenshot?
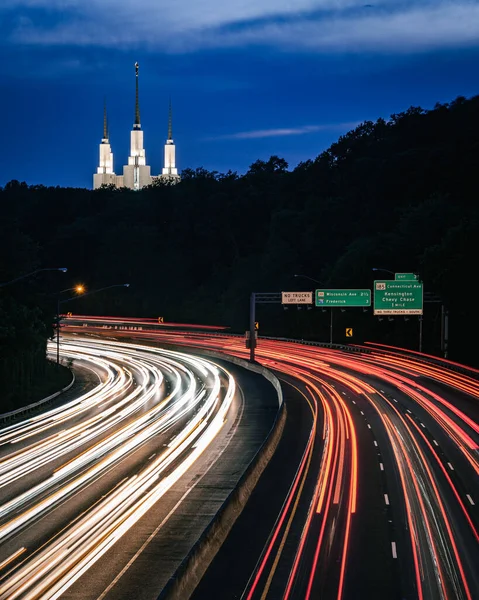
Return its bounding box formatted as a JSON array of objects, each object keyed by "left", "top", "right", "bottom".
[
  {"left": 467, "top": 495, "right": 475, "bottom": 506},
  {"left": 384, "top": 494, "right": 390, "bottom": 505},
  {"left": 391, "top": 542, "right": 397, "bottom": 558},
  {"left": 380, "top": 463, "right": 384, "bottom": 471},
  {"left": 447, "top": 463, "right": 454, "bottom": 471}
]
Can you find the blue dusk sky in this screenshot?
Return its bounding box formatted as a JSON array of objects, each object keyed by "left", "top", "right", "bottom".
[{"left": 0, "top": 1, "right": 478, "bottom": 188}]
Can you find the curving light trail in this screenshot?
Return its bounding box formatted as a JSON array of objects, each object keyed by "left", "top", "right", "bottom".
[
  {"left": 78, "top": 323, "right": 478, "bottom": 600},
  {"left": 0, "top": 337, "right": 236, "bottom": 599}
]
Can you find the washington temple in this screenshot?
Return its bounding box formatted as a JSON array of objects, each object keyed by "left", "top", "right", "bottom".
[{"left": 93, "top": 63, "right": 180, "bottom": 190}]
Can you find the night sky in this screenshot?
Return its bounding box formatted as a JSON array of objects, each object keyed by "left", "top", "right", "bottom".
[{"left": 1, "top": 1, "right": 478, "bottom": 188}]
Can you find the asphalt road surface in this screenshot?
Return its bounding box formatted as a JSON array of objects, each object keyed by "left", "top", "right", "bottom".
[
  {"left": 0, "top": 336, "right": 278, "bottom": 600},
  {"left": 76, "top": 323, "right": 478, "bottom": 600}
]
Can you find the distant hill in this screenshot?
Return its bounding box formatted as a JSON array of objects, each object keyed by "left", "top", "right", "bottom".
[{"left": 1, "top": 94, "right": 478, "bottom": 367}]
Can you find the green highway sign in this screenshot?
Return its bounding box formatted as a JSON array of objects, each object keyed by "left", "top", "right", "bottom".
[
  {"left": 395, "top": 273, "right": 418, "bottom": 281},
  {"left": 374, "top": 280, "right": 423, "bottom": 315},
  {"left": 315, "top": 289, "right": 371, "bottom": 307}
]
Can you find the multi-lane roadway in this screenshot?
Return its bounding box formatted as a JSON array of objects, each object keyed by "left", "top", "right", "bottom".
[
  {"left": 66, "top": 320, "right": 478, "bottom": 600},
  {"left": 0, "top": 338, "right": 245, "bottom": 599},
  {"left": 1, "top": 320, "right": 478, "bottom": 600}
]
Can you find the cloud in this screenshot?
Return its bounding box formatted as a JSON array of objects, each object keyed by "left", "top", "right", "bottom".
[
  {"left": 3, "top": 1, "right": 479, "bottom": 54},
  {"left": 208, "top": 122, "right": 359, "bottom": 140}
]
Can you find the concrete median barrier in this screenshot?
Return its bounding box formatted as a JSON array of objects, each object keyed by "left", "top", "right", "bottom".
[{"left": 156, "top": 348, "right": 286, "bottom": 600}]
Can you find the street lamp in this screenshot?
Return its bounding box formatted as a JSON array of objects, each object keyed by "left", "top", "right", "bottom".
[
  {"left": 294, "top": 274, "right": 321, "bottom": 285},
  {"left": 371, "top": 268, "right": 395, "bottom": 277},
  {"left": 59, "top": 284, "right": 85, "bottom": 295},
  {"left": 0, "top": 267, "right": 68, "bottom": 288},
  {"left": 56, "top": 283, "right": 130, "bottom": 365},
  {"left": 56, "top": 285, "right": 86, "bottom": 365}
]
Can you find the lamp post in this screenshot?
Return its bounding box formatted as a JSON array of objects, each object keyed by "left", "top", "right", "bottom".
[
  {"left": 56, "top": 285, "right": 85, "bottom": 365},
  {"left": 293, "top": 274, "right": 321, "bottom": 285},
  {"left": 371, "top": 267, "right": 395, "bottom": 277},
  {"left": 0, "top": 267, "right": 67, "bottom": 288},
  {"left": 56, "top": 283, "right": 129, "bottom": 365},
  {"left": 294, "top": 274, "right": 333, "bottom": 347}
]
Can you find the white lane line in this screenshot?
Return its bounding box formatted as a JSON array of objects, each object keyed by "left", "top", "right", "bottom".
[
  {"left": 380, "top": 389, "right": 385, "bottom": 393},
  {"left": 367, "top": 424, "right": 372, "bottom": 429},
  {"left": 392, "top": 398, "right": 398, "bottom": 403},
  {"left": 374, "top": 441, "right": 378, "bottom": 447},
  {"left": 420, "top": 422, "right": 425, "bottom": 428},
  {"left": 467, "top": 495, "right": 475, "bottom": 506},
  {"left": 352, "top": 400, "right": 356, "bottom": 404},
  {"left": 342, "top": 392, "right": 347, "bottom": 396},
  {"left": 433, "top": 439, "right": 439, "bottom": 446},
  {"left": 384, "top": 494, "right": 390, "bottom": 505},
  {"left": 447, "top": 463, "right": 454, "bottom": 471},
  {"left": 406, "top": 409, "right": 412, "bottom": 414},
  {"left": 391, "top": 542, "right": 397, "bottom": 558},
  {"left": 380, "top": 463, "right": 384, "bottom": 471},
  {"left": 360, "top": 411, "right": 365, "bottom": 415}
]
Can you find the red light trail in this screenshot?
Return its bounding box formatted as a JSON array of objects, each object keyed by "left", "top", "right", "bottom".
[{"left": 63, "top": 318, "right": 478, "bottom": 599}]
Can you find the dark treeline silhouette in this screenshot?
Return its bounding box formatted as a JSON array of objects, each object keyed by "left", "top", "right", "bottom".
[{"left": 1, "top": 94, "right": 478, "bottom": 394}]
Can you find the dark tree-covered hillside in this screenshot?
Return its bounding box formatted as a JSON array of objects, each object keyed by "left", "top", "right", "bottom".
[{"left": 1, "top": 94, "right": 478, "bottom": 383}]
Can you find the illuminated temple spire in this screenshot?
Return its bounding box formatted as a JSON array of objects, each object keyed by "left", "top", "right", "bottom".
[
  {"left": 123, "top": 61, "right": 150, "bottom": 189},
  {"left": 103, "top": 98, "right": 108, "bottom": 140},
  {"left": 93, "top": 98, "right": 116, "bottom": 188},
  {"left": 162, "top": 98, "right": 179, "bottom": 178},
  {"left": 167, "top": 98, "right": 172, "bottom": 141},
  {"left": 93, "top": 63, "right": 180, "bottom": 189},
  {"left": 134, "top": 62, "right": 141, "bottom": 129}
]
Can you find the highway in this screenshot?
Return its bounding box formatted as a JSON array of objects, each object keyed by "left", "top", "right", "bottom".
[
  {"left": 65, "top": 320, "right": 478, "bottom": 600},
  {"left": 0, "top": 337, "right": 245, "bottom": 599}
]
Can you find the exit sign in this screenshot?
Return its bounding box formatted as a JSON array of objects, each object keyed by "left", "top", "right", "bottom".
[
  {"left": 374, "top": 280, "right": 423, "bottom": 315},
  {"left": 315, "top": 289, "right": 371, "bottom": 307}
]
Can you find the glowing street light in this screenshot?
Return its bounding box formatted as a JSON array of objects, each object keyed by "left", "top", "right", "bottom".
[
  {"left": 56, "top": 284, "right": 130, "bottom": 364},
  {"left": 56, "top": 285, "right": 86, "bottom": 365}
]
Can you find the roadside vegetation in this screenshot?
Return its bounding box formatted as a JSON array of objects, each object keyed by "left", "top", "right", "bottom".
[{"left": 1, "top": 94, "right": 477, "bottom": 399}]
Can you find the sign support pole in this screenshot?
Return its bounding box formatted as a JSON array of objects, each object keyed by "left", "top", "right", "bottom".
[
  {"left": 249, "top": 292, "right": 256, "bottom": 362},
  {"left": 56, "top": 296, "right": 60, "bottom": 365},
  {"left": 440, "top": 304, "right": 445, "bottom": 355},
  {"left": 444, "top": 309, "right": 449, "bottom": 359},
  {"left": 419, "top": 316, "right": 423, "bottom": 353},
  {"left": 330, "top": 308, "right": 333, "bottom": 347}
]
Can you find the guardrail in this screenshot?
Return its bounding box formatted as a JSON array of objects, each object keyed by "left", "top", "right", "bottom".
[
  {"left": 155, "top": 343, "right": 286, "bottom": 600},
  {"left": 0, "top": 368, "right": 75, "bottom": 425}
]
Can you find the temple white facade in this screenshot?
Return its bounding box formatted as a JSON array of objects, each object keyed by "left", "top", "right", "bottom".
[
  {"left": 93, "top": 63, "right": 180, "bottom": 190},
  {"left": 161, "top": 101, "right": 179, "bottom": 179},
  {"left": 93, "top": 103, "right": 118, "bottom": 189}
]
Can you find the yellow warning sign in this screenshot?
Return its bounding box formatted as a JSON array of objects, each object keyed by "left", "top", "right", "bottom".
[
  {"left": 255, "top": 321, "right": 259, "bottom": 330},
  {"left": 345, "top": 328, "right": 353, "bottom": 337},
  {"left": 158, "top": 317, "right": 164, "bottom": 324}
]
